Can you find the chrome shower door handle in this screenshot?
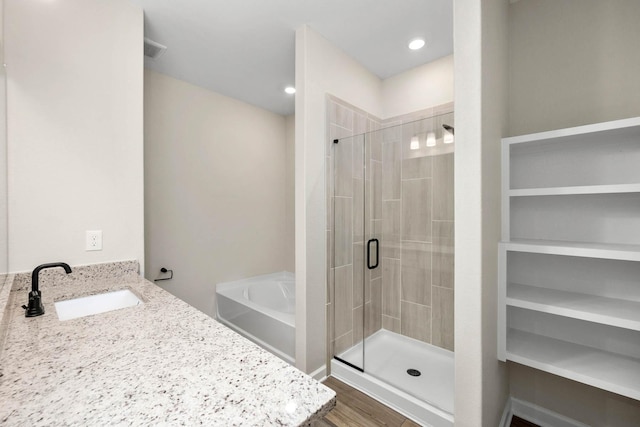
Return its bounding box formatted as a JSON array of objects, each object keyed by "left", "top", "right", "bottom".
[{"left": 367, "top": 238, "right": 379, "bottom": 269}]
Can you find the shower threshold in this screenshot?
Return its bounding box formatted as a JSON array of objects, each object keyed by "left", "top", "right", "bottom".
[{"left": 331, "top": 329, "right": 454, "bottom": 427}]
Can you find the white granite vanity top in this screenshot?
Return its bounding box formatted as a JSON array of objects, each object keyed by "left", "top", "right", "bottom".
[{"left": 0, "top": 261, "right": 335, "bottom": 426}]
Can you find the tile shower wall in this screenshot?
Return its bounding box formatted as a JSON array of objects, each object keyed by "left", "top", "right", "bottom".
[
  {"left": 382, "top": 107, "right": 455, "bottom": 351},
  {"left": 327, "top": 97, "right": 455, "bottom": 366}
]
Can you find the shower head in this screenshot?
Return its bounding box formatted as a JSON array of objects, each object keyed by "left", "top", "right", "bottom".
[{"left": 442, "top": 124, "right": 454, "bottom": 135}]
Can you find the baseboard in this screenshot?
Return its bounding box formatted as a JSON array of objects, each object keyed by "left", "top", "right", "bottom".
[
  {"left": 499, "top": 396, "right": 513, "bottom": 427},
  {"left": 309, "top": 364, "right": 327, "bottom": 381},
  {"left": 502, "top": 397, "right": 589, "bottom": 427}
]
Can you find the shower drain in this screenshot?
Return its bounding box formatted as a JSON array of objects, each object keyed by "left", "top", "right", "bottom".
[{"left": 407, "top": 368, "right": 421, "bottom": 377}]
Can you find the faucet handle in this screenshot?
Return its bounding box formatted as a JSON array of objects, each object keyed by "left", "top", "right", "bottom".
[{"left": 24, "top": 290, "right": 45, "bottom": 317}]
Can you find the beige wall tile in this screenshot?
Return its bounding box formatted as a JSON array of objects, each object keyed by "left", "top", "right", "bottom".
[
  {"left": 353, "top": 134, "right": 365, "bottom": 180},
  {"left": 354, "top": 112, "right": 367, "bottom": 135},
  {"left": 364, "top": 301, "right": 374, "bottom": 338},
  {"left": 369, "top": 119, "right": 382, "bottom": 161},
  {"left": 401, "top": 241, "right": 432, "bottom": 306},
  {"left": 364, "top": 170, "right": 371, "bottom": 224},
  {"left": 329, "top": 123, "right": 353, "bottom": 158},
  {"left": 400, "top": 301, "right": 432, "bottom": 343},
  {"left": 353, "top": 305, "right": 364, "bottom": 346},
  {"left": 384, "top": 107, "right": 434, "bottom": 125},
  {"left": 401, "top": 178, "right": 431, "bottom": 242},
  {"left": 432, "top": 286, "right": 454, "bottom": 351},
  {"left": 368, "top": 117, "right": 382, "bottom": 131},
  {"left": 353, "top": 178, "right": 365, "bottom": 243},
  {"left": 382, "top": 257, "right": 401, "bottom": 318},
  {"left": 333, "top": 331, "right": 353, "bottom": 356},
  {"left": 402, "top": 156, "right": 432, "bottom": 179},
  {"left": 365, "top": 134, "right": 371, "bottom": 176},
  {"left": 402, "top": 115, "right": 432, "bottom": 136},
  {"left": 368, "top": 277, "right": 382, "bottom": 336},
  {"left": 335, "top": 137, "right": 353, "bottom": 197},
  {"left": 434, "top": 105, "right": 454, "bottom": 118},
  {"left": 382, "top": 141, "right": 401, "bottom": 200},
  {"left": 334, "top": 264, "right": 353, "bottom": 338},
  {"left": 433, "top": 220, "right": 454, "bottom": 289},
  {"left": 382, "top": 121, "right": 402, "bottom": 143},
  {"left": 382, "top": 315, "right": 401, "bottom": 333},
  {"left": 382, "top": 200, "right": 401, "bottom": 259},
  {"left": 433, "top": 153, "right": 454, "bottom": 221},
  {"left": 329, "top": 100, "right": 354, "bottom": 130},
  {"left": 334, "top": 197, "right": 353, "bottom": 267},
  {"left": 353, "top": 244, "right": 364, "bottom": 308},
  {"left": 371, "top": 161, "right": 382, "bottom": 220}
]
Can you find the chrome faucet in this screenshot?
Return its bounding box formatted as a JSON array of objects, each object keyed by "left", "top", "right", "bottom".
[{"left": 24, "top": 262, "right": 72, "bottom": 317}]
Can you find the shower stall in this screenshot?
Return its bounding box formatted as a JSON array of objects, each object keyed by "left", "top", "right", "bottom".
[{"left": 330, "top": 112, "right": 455, "bottom": 426}]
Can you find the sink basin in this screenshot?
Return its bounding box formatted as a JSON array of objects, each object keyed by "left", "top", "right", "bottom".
[{"left": 54, "top": 289, "right": 143, "bottom": 321}]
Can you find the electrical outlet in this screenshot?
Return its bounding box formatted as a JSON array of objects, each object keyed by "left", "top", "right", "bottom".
[{"left": 86, "top": 230, "right": 102, "bottom": 251}]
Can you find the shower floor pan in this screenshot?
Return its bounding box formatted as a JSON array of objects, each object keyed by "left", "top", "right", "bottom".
[{"left": 332, "top": 329, "right": 454, "bottom": 427}]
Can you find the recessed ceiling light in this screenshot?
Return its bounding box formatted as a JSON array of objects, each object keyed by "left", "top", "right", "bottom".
[
  {"left": 408, "top": 38, "right": 425, "bottom": 50},
  {"left": 284, "top": 86, "right": 296, "bottom": 94}
]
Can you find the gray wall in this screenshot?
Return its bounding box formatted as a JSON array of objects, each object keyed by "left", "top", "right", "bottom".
[
  {"left": 508, "top": 0, "right": 640, "bottom": 136},
  {"left": 6, "top": 0, "right": 144, "bottom": 272},
  {"left": 144, "top": 70, "right": 290, "bottom": 316},
  {"left": 507, "top": 0, "right": 640, "bottom": 424},
  {"left": 285, "top": 115, "right": 296, "bottom": 273},
  {"left": 454, "top": 0, "right": 509, "bottom": 424}
]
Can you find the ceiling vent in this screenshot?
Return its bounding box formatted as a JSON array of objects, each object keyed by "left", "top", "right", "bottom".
[{"left": 144, "top": 38, "right": 167, "bottom": 60}]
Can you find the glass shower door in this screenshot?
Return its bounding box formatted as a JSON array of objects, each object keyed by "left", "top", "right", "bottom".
[{"left": 332, "top": 132, "right": 372, "bottom": 371}]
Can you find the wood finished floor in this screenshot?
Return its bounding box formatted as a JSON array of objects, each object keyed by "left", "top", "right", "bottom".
[
  {"left": 510, "top": 415, "right": 540, "bottom": 427},
  {"left": 316, "top": 377, "right": 420, "bottom": 427},
  {"left": 316, "top": 377, "right": 541, "bottom": 427}
]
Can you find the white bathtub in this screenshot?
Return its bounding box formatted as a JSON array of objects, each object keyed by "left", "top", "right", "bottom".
[{"left": 216, "top": 272, "right": 295, "bottom": 364}]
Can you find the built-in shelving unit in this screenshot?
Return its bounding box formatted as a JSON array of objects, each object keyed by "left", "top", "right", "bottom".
[
  {"left": 507, "top": 329, "right": 640, "bottom": 401},
  {"left": 507, "top": 283, "right": 640, "bottom": 331},
  {"left": 498, "top": 117, "right": 640, "bottom": 401}
]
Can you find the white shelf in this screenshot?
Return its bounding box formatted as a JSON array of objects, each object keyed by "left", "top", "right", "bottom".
[
  {"left": 503, "top": 239, "right": 640, "bottom": 261},
  {"left": 500, "top": 116, "right": 640, "bottom": 398},
  {"left": 508, "top": 183, "right": 640, "bottom": 197},
  {"left": 507, "top": 283, "right": 640, "bottom": 331},
  {"left": 507, "top": 329, "right": 640, "bottom": 400},
  {"left": 503, "top": 116, "right": 640, "bottom": 146}
]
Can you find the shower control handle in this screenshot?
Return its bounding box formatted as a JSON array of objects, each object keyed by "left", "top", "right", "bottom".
[{"left": 367, "top": 238, "right": 379, "bottom": 270}]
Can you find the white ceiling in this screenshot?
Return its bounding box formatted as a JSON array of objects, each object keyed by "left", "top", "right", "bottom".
[{"left": 129, "top": 0, "right": 453, "bottom": 116}]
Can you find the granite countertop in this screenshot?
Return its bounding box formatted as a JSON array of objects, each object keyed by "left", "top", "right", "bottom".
[{"left": 0, "top": 261, "right": 335, "bottom": 426}]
